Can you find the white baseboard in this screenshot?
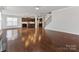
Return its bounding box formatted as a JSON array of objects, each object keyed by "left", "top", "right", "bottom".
[
  {"left": 45, "top": 28, "right": 79, "bottom": 35},
  {"left": 2, "top": 26, "right": 22, "bottom": 30}
]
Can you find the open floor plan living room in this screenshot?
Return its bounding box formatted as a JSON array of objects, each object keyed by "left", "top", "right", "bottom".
[{"left": 0, "top": 6, "right": 79, "bottom": 52}]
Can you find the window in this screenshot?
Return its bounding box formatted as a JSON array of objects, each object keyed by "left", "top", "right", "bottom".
[
  {"left": 7, "top": 17, "right": 17, "bottom": 27},
  {"left": 0, "top": 12, "right": 1, "bottom": 29}
]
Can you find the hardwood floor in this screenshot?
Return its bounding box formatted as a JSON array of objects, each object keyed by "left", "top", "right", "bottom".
[{"left": 0, "top": 28, "right": 79, "bottom": 52}]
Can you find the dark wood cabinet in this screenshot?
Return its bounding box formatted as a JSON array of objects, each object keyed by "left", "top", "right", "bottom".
[
  {"left": 22, "top": 24, "right": 27, "bottom": 28},
  {"left": 22, "top": 18, "right": 35, "bottom": 22},
  {"left": 28, "top": 24, "right": 35, "bottom": 28},
  {"left": 22, "top": 17, "right": 35, "bottom": 28},
  {"left": 22, "top": 17, "right": 43, "bottom": 28}
]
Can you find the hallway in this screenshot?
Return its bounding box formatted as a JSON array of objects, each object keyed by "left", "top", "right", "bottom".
[{"left": 0, "top": 28, "right": 79, "bottom": 52}]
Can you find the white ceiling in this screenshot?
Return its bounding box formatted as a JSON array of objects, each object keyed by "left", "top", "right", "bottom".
[{"left": 1, "top": 6, "right": 68, "bottom": 17}]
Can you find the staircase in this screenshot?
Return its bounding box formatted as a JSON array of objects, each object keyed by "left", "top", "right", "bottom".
[{"left": 43, "top": 13, "right": 52, "bottom": 28}]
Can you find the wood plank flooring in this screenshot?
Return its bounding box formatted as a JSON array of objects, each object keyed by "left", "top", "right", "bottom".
[{"left": 0, "top": 28, "right": 79, "bottom": 52}]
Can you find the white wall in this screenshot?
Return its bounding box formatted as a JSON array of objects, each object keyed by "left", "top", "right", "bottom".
[{"left": 45, "top": 7, "right": 79, "bottom": 35}]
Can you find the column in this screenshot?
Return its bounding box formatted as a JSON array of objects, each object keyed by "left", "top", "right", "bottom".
[{"left": 35, "top": 16, "right": 38, "bottom": 29}]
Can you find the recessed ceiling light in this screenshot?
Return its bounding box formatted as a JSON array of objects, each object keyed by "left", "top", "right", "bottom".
[{"left": 35, "top": 6, "right": 40, "bottom": 10}]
